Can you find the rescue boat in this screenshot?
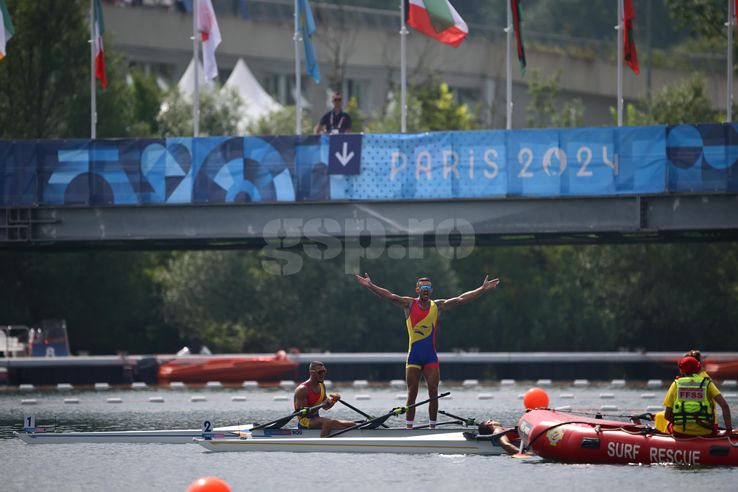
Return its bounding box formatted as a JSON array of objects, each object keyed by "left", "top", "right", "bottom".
[
  {"left": 157, "top": 351, "right": 298, "bottom": 384},
  {"left": 517, "top": 409, "right": 738, "bottom": 466}
]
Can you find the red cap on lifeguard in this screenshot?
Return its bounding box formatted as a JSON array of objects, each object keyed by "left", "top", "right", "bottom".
[{"left": 678, "top": 356, "right": 701, "bottom": 374}]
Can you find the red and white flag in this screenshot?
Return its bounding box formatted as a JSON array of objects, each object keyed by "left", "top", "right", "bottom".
[
  {"left": 405, "top": 0, "right": 468, "bottom": 48},
  {"left": 198, "top": 0, "right": 221, "bottom": 81}
]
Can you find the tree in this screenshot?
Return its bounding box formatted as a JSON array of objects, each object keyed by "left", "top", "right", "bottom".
[
  {"left": 617, "top": 74, "right": 718, "bottom": 125},
  {"left": 157, "top": 87, "right": 242, "bottom": 137},
  {"left": 525, "top": 69, "right": 585, "bottom": 128},
  {"left": 0, "top": 1, "right": 162, "bottom": 139},
  {"left": 247, "top": 106, "right": 312, "bottom": 136},
  {"left": 0, "top": 0, "right": 90, "bottom": 138},
  {"left": 367, "top": 82, "right": 478, "bottom": 133}
]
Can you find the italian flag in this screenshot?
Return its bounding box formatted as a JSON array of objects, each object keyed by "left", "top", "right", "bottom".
[
  {"left": 0, "top": 0, "right": 15, "bottom": 61},
  {"left": 93, "top": 0, "right": 107, "bottom": 88},
  {"left": 405, "top": 0, "right": 468, "bottom": 48}
]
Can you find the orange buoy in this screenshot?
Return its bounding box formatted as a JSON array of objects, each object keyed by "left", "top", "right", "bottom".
[
  {"left": 523, "top": 387, "right": 549, "bottom": 410},
  {"left": 186, "top": 476, "right": 232, "bottom": 492}
]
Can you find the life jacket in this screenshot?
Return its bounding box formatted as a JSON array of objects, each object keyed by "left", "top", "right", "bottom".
[{"left": 672, "top": 375, "right": 714, "bottom": 432}]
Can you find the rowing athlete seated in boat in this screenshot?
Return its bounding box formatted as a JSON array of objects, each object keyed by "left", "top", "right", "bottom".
[
  {"left": 355, "top": 273, "right": 500, "bottom": 429},
  {"left": 294, "top": 361, "right": 355, "bottom": 437},
  {"left": 477, "top": 420, "right": 518, "bottom": 455},
  {"left": 663, "top": 356, "right": 733, "bottom": 438}
]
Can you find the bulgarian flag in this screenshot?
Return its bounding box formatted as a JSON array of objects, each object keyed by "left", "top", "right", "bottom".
[
  {"left": 405, "top": 0, "right": 468, "bottom": 48},
  {"left": 511, "top": 0, "right": 526, "bottom": 75},
  {"left": 623, "top": 0, "right": 639, "bottom": 75},
  {"left": 93, "top": 0, "right": 107, "bottom": 88},
  {"left": 0, "top": 0, "right": 15, "bottom": 61}
]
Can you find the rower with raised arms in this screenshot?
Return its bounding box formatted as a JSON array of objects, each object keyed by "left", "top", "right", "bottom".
[
  {"left": 294, "top": 361, "right": 354, "bottom": 437},
  {"left": 355, "top": 274, "right": 500, "bottom": 429}
]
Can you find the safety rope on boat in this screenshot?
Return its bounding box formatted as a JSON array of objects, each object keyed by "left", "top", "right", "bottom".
[{"left": 523, "top": 421, "right": 738, "bottom": 452}]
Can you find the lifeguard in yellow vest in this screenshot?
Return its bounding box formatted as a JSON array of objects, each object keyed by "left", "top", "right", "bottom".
[
  {"left": 356, "top": 274, "right": 500, "bottom": 429},
  {"left": 663, "top": 356, "right": 732, "bottom": 437}
]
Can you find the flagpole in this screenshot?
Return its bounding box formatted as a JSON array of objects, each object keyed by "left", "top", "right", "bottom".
[
  {"left": 617, "top": 0, "right": 623, "bottom": 127},
  {"left": 727, "top": 0, "right": 734, "bottom": 122},
  {"left": 90, "top": 0, "right": 96, "bottom": 139},
  {"left": 400, "top": 1, "right": 408, "bottom": 133},
  {"left": 295, "top": 0, "right": 302, "bottom": 135},
  {"left": 506, "top": 0, "right": 512, "bottom": 130},
  {"left": 193, "top": 0, "right": 200, "bottom": 137}
]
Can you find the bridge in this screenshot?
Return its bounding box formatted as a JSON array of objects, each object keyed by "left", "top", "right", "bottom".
[{"left": 1, "top": 123, "right": 737, "bottom": 250}]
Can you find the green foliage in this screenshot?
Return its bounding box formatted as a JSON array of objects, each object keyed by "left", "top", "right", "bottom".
[
  {"left": 157, "top": 249, "right": 458, "bottom": 352},
  {"left": 0, "top": 1, "right": 162, "bottom": 139},
  {"left": 157, "top": 87, "right": 242, "bottom": 137},
  {"left": 368, "top": 82, "right": 478, "bottom": 133},
  {"left": 128, "top": 68, "right": 163, "bottom": 137},
  {"left": 0, "top": 251, "right": 177, "bottom": 354},
  {"left": 666, "top": 0, "right": 725, "bottom": 43},
  {"left": 525, "top": 70, "right": 585, "bottom": 128},
  {"left": 614, "top": 74, "right": 718, "bottom": 125},
  {"left": 247, "top": 106, "right": 312, "bottom": 136},
  {"left": 345, "top": 96, "right": 367, "bottom": 133},
  {"left": 0, "top": 0, "right": 89, "bottom": 138}
]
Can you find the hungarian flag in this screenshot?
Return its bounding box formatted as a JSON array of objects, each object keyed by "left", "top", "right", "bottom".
[
  {"left": 0, "top": 0, "right": 13, "bottom": 61},
  {"left": 511, "top": 0, "right": 526, "bottom": 75},
  {"left": 405, "top": 0, "right": 468, "bottom": 48},
  {"left": 623, "top": 0, "right": 639, "bottom": 75},
  {"left": 198, "top": 0, "right": 221, "bottom": 81},
  {"left": 93, "top": 0, "right": 106, "bottom": 88}
]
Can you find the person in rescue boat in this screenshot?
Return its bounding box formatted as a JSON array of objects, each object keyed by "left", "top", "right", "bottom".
[
  {"left": 663, "top": 356, "right": 732, "bottom": 437},
  {"left": 477, "top": 420, "right": 519, "bottom": 455},
  {"left": 355, "top": 274, "right": 500, "bottom": 429},
  {"left": 294, "top": 361, "right": 354, "bottom": 437}
]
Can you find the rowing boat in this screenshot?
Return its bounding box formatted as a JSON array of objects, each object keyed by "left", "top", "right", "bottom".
[
  {"left": 193, "top": 431, "right": 515, "bottom": 455},
  {"left": 14, "top": 426, "right": 468, "bottom": 445}
]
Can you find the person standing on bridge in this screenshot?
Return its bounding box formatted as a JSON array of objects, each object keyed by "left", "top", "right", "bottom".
[
  {"left": 355, "top": 274, "right": 500, "bottom": 429},
  {"left": 314, "top": 91, "right": 352, "bottom": 134}
]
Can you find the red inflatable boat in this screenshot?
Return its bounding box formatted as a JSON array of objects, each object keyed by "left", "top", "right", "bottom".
[
  {"left": 157, "top": 351, "right": 298, "bottom": 384},
  {"left": 518, "top": 409, "right": 738, "bottom": 466}
]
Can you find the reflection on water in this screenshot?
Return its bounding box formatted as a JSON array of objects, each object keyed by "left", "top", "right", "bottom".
[{"left": 1, "top": 385, "right": 736, "bottom": 492}]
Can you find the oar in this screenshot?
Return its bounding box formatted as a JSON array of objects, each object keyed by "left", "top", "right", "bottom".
[
  {"left": 338, "top": 399, "right": 389, "bottom": 429},
  {"left": 251, "top": 402, "right": 327, "bottom": 431},
  {"left": 328, "top": 392, "right": 451, "bottom": 438},
  {"left": 439, "top": 410, "right": 479, "bottom": 427},
  {"left": 411, "top": 420, "right": 463, "bottom": 429}
]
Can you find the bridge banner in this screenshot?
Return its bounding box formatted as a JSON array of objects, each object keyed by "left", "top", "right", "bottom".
[{"left": 0, "top": 123, "right": 735, "bottom": 206}]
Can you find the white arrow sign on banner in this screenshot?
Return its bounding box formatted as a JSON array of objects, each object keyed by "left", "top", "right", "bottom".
[{"left": 334, "top": 142, "right": 355, "bottom": 167}]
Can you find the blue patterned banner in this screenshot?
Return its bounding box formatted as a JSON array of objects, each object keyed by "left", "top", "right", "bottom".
[{"left": 0, "top": 123, "right": 735, "bottom": 206}]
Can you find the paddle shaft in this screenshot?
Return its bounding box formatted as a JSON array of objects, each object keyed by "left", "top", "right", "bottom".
[
  {"left": 439, "top": 410, "right": 478, "bottom": 426},
  {"left": 338, "top": 399, "right": 389, "bottom": 429},
  {"left": 328, "top": 391, "right": 451, "bottom": 438},
  {"left": 251, "top": 401, "right": 326, "bottom": 431}
]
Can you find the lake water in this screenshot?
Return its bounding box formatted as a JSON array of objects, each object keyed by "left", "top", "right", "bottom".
[{"left": 1, "top": 382, "right": 737, "bottom": 491}]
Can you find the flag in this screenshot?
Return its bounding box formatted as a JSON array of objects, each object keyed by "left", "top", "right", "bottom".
[
  {"left": 405, "top": 0, "right": 468, "bottom": 48},
  {"left": 623, "top": 0, "right": 639, "bottom": 75},
  {"left": 0, "top": 0, "right": 14, "bottom": 61},
  {"left": 93, "top": 0, "right": 106, "bottom": 88},
  {"left": 298, "top": 0, "right": 320, "bottom": 84},
  {"left": 511, "top": 0, "right": 526, "bottom": 75},
  {"left": 198, "top": 0, "right": 221, "bottom": 81}
]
